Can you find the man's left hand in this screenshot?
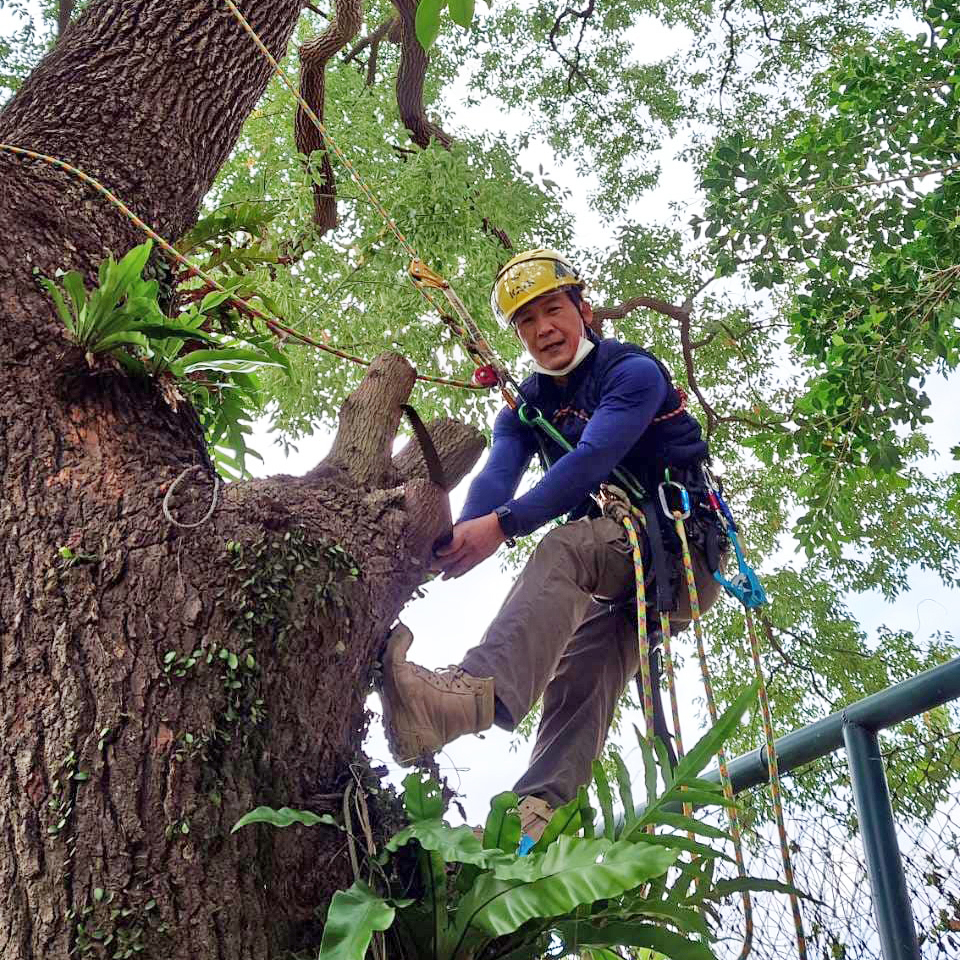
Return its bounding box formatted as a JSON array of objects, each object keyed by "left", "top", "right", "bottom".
[{"left": 432, "top": 513, "right": 506, "bottom": 580}]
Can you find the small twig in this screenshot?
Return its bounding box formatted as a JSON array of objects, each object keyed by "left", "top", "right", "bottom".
[
  {"left": 344, "top": 16, "right": 395, "bottom": 64},
  {"left": 751, "top": 0, "right": 824, "bottom": 54},
  {"left": 342, "top": 779, "right": 361, "bottom": 881},
  {"left": 548, "top": 0, "right": 597, "bottom": 94},
  {"left": 718, "top": 0, "right": 737, "bottom": 117}
]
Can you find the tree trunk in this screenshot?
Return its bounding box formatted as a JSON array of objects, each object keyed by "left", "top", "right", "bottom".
[{"left": 0, "top": 1, "right": 485, "bottom": 956}]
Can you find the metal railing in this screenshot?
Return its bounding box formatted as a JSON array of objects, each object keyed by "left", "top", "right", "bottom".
[{"left": 694, "top": 657, "right": 960, "bottom": 960}]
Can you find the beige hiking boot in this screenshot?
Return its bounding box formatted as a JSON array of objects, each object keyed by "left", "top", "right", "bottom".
[
  {"left": 518, "top": 796, "right": 554, "bottom": 844},
  {"left": 379, "top": 623, "right": 494, "bottom": 766}
]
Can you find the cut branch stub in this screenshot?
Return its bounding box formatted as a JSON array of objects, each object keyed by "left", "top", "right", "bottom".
[{"left": 318, "top": 351, "right": 417, "bottom": 487}]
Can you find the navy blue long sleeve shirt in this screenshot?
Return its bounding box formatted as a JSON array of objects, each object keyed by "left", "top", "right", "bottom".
[{"left": 459, "top": 354, "right": 668, "bottom": 536}]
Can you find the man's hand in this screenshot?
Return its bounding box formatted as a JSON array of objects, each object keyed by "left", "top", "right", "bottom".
[{"left": 433, "top": 513, "right": 506, "bottom": 580}]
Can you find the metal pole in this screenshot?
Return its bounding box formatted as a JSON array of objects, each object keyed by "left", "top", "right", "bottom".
[
  {"left": 842, "top": 720, "right": 921, "bottom": 960},
  {"left": 703, "top": 655, "right": 960, "bottom": 795}
]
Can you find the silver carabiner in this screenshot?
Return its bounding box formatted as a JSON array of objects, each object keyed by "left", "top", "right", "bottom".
[{"left": 658, "top": 480, "right": 691, "bottom": 520}]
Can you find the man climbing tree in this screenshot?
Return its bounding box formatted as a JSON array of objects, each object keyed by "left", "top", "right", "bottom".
[{"left": 380, "top": 249, "right": 729, "bottom": 844}]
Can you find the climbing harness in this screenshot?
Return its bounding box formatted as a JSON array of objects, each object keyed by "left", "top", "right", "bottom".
[{"left": 163, "top": 464, "right": 221, "bottom": 528}]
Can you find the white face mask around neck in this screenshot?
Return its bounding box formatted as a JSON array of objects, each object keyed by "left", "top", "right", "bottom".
[{"left": 528, "top": 335, "right": 595, "bottom": 377}]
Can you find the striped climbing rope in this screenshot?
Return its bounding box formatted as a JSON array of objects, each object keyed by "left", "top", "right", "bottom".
[
  {"left": 672, "top": 506, "right": 808, "bottom": 960},
  {"left": 670, "top": 509, "right": 756, "bottom": 958},
  {"left": 744, "top": 606, "right": 808, "bottom": 959}
]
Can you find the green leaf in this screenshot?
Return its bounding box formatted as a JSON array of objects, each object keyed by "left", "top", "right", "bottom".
[
  {"left": 694, "top": 876, "right": 809, "bottom": 903},
  {"left": 613, "top": 751, "right": 636, "bottom": 829},
  {"left": 448, "top": 0, "right": 474, "bottom": 28},
  {"left": 199, "top": 289, "right": 234, "bottom": 313},
  {"left": 385, "top": 818, "right": 509, "bottom": 868},
  {"left": 662, "top": 788, "right": 738, "bottom": 810},
  {"left": 577, "top": 785, "right": 595, "bottom": 840},
  {"left": 114, "top": 241, "right": 153, "bottom": 288},
  {"left": 483, "top": 791, "right": 521, "bottom": 852},
  {"left": 415, "top": 0, "right": 444, "bottom": 49},
  {"left": 456, "top": 837, "right": 679, "bottom": 938},
  {"left": 592, "top": 760, "right": 616, "bottom": 841},
  {"left": 62, "top": 272, "right": 88, "bottom": 320},
  {"left": 624, "top": 830, "right": 734, "bottom": 863},
  {"left": 672, "top": 681, "right": 758, "bottom": 784},
  {"left": 638, "top": 731, "right": 659, "bottom": 807},
  {"left": 639, "top": 811, "right": 730, "bottom": 840},
  {"left": 92, "top": 330, "right": 153, "bottom": 354},
  {"left": 402, "top": 772, "right": 444, "bottom": 821},
  {"left": 40, "top": 278, "right": 77, "bottom": 333},
  {"left": 317, "top": 881, "right": 395, "bottom": 960},
  {"left": 170, "top": 347, "right": 282, "bottom": 377},
  {"left": 230, "top": 805, "right": 339, "bottom": 833},
  {"left": 556, "top": 920, "right": 717, "bottom": 960},
  {"left": 530, "top": 793, "right": 581, "bottom": 853}
]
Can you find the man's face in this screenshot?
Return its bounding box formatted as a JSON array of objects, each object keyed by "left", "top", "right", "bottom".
[{"left": 513, "top": 291, "right": 593, "bottom": 370}]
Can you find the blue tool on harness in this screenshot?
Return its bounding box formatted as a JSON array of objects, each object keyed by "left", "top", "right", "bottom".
[
  {"left": 701, "top": 467, "right": 768, "bottom": 609},
  {"left": 715, "top": 526, "right": 768, "bottom": 608}
]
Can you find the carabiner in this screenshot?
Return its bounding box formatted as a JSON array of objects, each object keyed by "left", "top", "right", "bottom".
[
  {"left": 517, "top": 402, "right": 543, "bottom": 428},
  {"left": 658, "top": 480, "right": 691, "bottom": 520},
  {"left": 714, "top": 528, "right": 767, "bottom": 609},
  {"left": 408, "top": 258, "right": 449, "bottom": 290},
  {"left": 597, "top": 483, "right": 633, "bottom": 521}
]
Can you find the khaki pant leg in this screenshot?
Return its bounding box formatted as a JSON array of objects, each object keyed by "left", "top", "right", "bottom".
[
  {"left": 511, "top": 599, "right": 639, "bottom": 808},
  {"left": 460, "top": 517, "right": 635, "bottom": 730}
]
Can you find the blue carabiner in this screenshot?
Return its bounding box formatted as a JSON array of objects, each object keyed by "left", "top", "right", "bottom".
[
  {"left": 714, "top": 527, "right": 767, "bottom": 609},
  {"left": 658, "top": 480, "right": 691, "bottom": 520}
]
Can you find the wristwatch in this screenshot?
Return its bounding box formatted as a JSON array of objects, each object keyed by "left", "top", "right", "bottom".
[{"left": 494, "top": 506, "right": 518, "bottom": 547}]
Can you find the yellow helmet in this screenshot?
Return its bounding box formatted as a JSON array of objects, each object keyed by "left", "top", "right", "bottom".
[{"left": 490, "top": 249, "right": 585, "bottom": 328}]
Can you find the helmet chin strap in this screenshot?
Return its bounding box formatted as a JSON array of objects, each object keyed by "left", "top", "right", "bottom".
[{"left": 529, "top": 334, "right": 595, "bottom": 377}]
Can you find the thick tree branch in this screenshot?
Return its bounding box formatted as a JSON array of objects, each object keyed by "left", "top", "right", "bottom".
[
  {"left": 57, "top": 0, "right": 75, "bottom": 38},
  {"left": 316, "top": 352, "right": 417, "bottom": 487},
  {"left": 676, "top": 301, "right": 720, "bottom": 440},
  {"left": 593, "top": 296, "right": 690, "bottom": 323},
  {"left": 296, "top": 0, "right": 364, "bottom": 232},
  {"left": 390, "top": 0, "right": 453, "bottom": 149}
]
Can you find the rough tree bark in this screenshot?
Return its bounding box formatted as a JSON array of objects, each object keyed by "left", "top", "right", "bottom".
[{"left": 0, "top": 0, "right": 484, "bottom": 956}]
